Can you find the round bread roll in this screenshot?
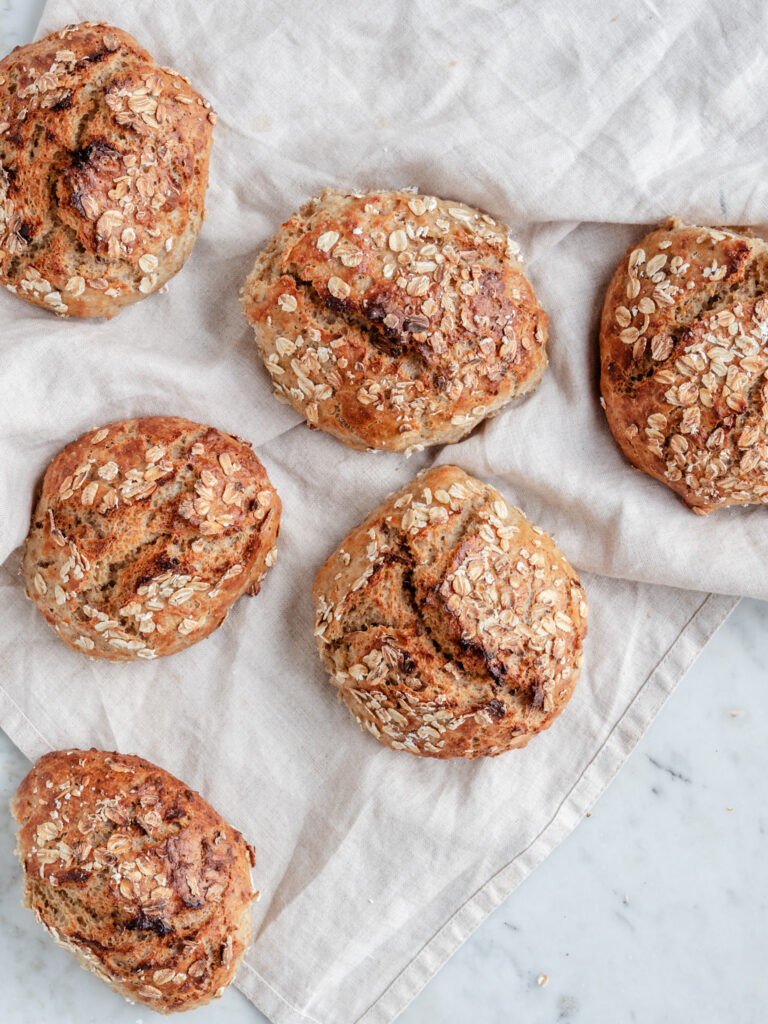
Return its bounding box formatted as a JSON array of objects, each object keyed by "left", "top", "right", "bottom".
[
  {"left": 313, "top": 465, "right": 587, "bottom": 758},
  {"left": 0, "top": 21, "right": 215, "bottom": 318},
  {"left": 600, "top": 219, "right": 768, "bottom": 513},
  {"left": 22, "top": 416, "right": 280, "bottom": 661},
  {"left": 11, "top": 748, "right": 256, "bottom": 1013},
  {"left": 242, "top": 188, "right": 548, "bottom": 452}
]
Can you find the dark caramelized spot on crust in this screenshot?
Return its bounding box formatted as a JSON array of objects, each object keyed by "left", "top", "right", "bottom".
[
  {"left": 725, "top": 240, "right": 751, "bottom": 278},
  {"left": 50, "top": 90, "right": 74, "bottom": 112},
  {"left": 486, "top": 699, "right": 507, "bottom": 720},
  {"left": 125, "top": 911, "right": 174, "bottom": 936}
]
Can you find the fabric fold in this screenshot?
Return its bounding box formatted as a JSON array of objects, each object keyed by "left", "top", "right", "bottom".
[{"left": 1, "top": 1, "right": 764, "bottom": 1021}]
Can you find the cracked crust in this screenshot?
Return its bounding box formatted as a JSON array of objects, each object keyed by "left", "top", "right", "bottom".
[
  {"left": 600, "top": 219, "right": 768, "bottom": 513},
  {"left": 0, "top": 21, "right": 215, "bottom": 318},
  {"left": 22, "top": 416, "right": 280, "bottom": 661},
  {"left": 11, "top": 748, "right": 255, "bottom": 1013},
  {"left": 313, "top": 465, "right": 587, "bottom": 758},
  {"left": 242, "top": 188, "right": 548, "bottom": 452}
]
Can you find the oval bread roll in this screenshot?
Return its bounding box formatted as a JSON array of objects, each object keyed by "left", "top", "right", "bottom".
[
  {"left": 0, "top": 21, "right": 215, "bottom": 317},
  {"left": 11, "top": 748, "right": 256, "bottom": 1013},
  {"left": 600, "top": 219, "right": 768, "bottom": 513}
]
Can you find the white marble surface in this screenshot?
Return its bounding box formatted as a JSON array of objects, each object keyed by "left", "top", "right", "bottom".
[
  {"left": 0, "top": 0, "right": 42, "bottom": 51},
  {"left": 1, "top": 3, "right": 767, "bottom": 1022}
]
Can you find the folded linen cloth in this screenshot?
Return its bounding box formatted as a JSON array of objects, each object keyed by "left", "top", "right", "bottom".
[{"left": 0, "top": 1, "right": 760, "bottom": 1021}]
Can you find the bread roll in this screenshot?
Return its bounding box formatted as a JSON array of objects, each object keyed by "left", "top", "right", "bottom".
[
  {"left": 313, "top": 465, "right": 587, "bottom": 758},
  {"left": 600, "top": 219, "right": 768, "bottom": 513},
  {"left": 11, "top": 748, "right": 255, "bottom": 1013},
  {"left": 22, "top": 416, "right": 280, "bottom": 661},
  {"left": 243, "top": 188, "right": 548, "bottom": 452},
  {"left": 0, "top": 21, "right": 215, "bottom": 317}
]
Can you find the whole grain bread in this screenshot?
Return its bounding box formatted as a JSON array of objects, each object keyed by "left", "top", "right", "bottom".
[
  {"left": 600, "top": 219, "right": 768, "bottom": 513},
  {"left": 313, "top": 465, "right": 587, "bottom": 758},
  {"left": 0, "top": 21, "right": 215, "bottom": 318},
  {"left": 242, "top": 188, "right": 548, "bottom": 452},
  {"left": 22, "top": 416, "right": 280, "bottom": 661},
  {"left": 11, "top": 748, "right": 255, "bottom": 1013}
]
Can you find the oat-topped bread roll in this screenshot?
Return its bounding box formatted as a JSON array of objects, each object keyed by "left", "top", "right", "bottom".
[
  {"left": 0, "top": 21, "right": 215, "bottom": 318},
  {"left": 313, "top": 466, "right": 587, "bottom": 758},
  {"left": 22, "top": 416, "right": 280, "bottom": 661},
  {"left": 11, "top": 748, "right": 256, "bottom": 1013},
  {"left": 242, "top": 188, "right": 548, "bottom": 452},
  {"left": 600, "top": 219, "right": 768, "bottom": 513}
]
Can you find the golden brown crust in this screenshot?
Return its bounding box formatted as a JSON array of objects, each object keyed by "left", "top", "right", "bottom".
[
  {"left": 600, "top": 219, "right": 768, "bottom": 513},
  {"left": 242, "top": 188, "right": 548, "bottom": 452},
  {"left": 11, "top": 748, "right": 255, "bottom": 1014},
  {"left": 0, "top": 21, "right": 215, "bottom": 318},
  {"left": 313, "top": 466, "right": 587, "bottom": 758},
  {"left": 22, "top": 416, "right": 280, "bottom": 661}
]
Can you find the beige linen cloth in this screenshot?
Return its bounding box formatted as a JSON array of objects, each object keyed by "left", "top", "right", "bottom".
[{"left": 1, "top": 1, "right": 764, "bottom": 1021}]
